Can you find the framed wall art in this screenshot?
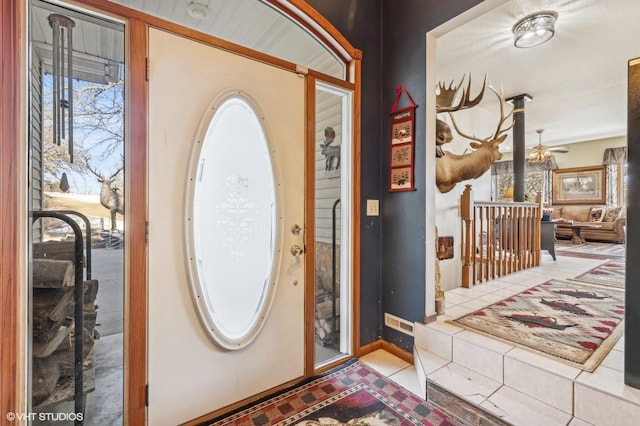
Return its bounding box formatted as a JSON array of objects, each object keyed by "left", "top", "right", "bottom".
[
  {"left": 437, "top": 236, "right": 454, "bottom": 260},
  {"left": 552, "top": 165, "right": 606, "bottom": 205},
  {"left": 389, "top": 87, "right": 417, "bottom": 191}
]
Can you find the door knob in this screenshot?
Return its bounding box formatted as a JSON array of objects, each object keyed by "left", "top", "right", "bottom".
[{"left": 290, "top": 244, "right": 304, "bottom": 257}]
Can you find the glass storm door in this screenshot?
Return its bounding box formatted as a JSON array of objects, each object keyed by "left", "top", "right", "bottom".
[
  {"left": 147, "top": 28, "right": 305, "bottom": 425},
  {"left": 28, "top": 1, "right": 125, "bottom": 423},
  {"left": 314, "top": 82, "right": 353, "bottom": 366}
]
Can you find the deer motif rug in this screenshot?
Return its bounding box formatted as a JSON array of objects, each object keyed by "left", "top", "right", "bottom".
[
  {"left": 555, "top": 241, "right": 626, "bottom": 260},
  {"left": 449, "top": 279, "right": 624, "bottom": 371},
  {"left": 570, "top": 260, "right": 625, "bottom": 289},
  {"left": 204, "top": 360, "right": 463, "bottom": 426}
]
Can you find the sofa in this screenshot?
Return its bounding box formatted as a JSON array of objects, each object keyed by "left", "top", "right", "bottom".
[{"left": 546, "top": 205, "right": 626, "bottom": 244}]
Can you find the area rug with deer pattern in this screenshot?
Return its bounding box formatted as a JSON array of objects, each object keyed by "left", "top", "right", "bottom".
[
  {"left": 569, "top": 260, "right": 625, "bottom": 289},
  {"left": 449, "top": 279, "right": 625, "bottom": 371},
  {"left": 555, "top": 241, "right": 626, "bottom": 260},
  {"left": 204, "top": 359, "right": 464, "bottom": 426}
]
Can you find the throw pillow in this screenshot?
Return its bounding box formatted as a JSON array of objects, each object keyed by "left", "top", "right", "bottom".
[
  {"left": 589, "top": 207, "right": 604, "bottom": 222},
  {"left": 603, "top": 206, "right": 622, "bottom": 222},
  {"left": 552, "top": 206, "right": 563, "bottom": 218}
]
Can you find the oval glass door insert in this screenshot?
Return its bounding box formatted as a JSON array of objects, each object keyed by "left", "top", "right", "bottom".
[{"left": 186, "top": 93, "right": 279, "bottom": 350}]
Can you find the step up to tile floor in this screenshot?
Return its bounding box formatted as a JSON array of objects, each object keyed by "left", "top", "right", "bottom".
[{"left": 413, "top": 321, "right": 640, "bottom": 426}]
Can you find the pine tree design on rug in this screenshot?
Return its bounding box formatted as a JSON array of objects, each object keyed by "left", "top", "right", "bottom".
[{"left": 449, "top": 279, "right": 624, "bottom": 371}]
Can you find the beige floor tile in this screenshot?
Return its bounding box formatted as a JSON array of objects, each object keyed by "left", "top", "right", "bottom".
[{"left": 360, "top": 348, "right": 410, "bottom": 377}]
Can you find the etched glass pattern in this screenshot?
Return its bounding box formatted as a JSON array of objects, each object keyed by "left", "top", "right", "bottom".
[{"left": 192, "top": 96, "right": 277, "bottom": 346}]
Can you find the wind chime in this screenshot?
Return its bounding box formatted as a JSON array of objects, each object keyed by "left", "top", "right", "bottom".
[{"left": 48, "top": 13, "right": 75, "bottom": 162}]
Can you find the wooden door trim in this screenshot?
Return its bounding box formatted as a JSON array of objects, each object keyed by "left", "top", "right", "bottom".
[
  {"left": 0, "top": 0, "right": 26, "bottom": 419},
  {"left": 351, "top": 55, "right": 362, "bottom": 357},
  {"left": 266, "top": 0, "right": 359, "bottom": 67},
  {"left": 306, "top": 73, "right": 363, "bottom": 369},
  {"left": 124, "top": 18, "right": 148, "bottom": 425},
  {"left": 304, "top": 76, "right": 317, "bottom": 376}
]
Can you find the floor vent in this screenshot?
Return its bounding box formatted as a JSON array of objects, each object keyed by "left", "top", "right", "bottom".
[{"left": 384, "top": 313, "right": 414, "bottom": 336}]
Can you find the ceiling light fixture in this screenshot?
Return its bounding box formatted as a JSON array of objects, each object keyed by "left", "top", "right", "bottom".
[
  {"left": 186, "top": 2, "right": 209, "bottom": 20},
  {"left": 512, "top": 11, "right": 557, "bottom": 48},
  {"left": 528, "top": 129, "right": 552, "bottom": 163}
]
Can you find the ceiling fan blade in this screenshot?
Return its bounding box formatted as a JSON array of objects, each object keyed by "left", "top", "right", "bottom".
[{"left": 548, "top": 146, "right": 569, "bottom": 153}]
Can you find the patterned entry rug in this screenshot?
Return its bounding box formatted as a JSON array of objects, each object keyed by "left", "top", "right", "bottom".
[
  {"left": 449, "top": 279, "right": 625, "bottom": 371},
  {"left": 570, "top": 260, "right": 625, "bottom": 289},
  {"left": 555, "top": 240, "right": 626, "bottom": 260},
  {"left": 204, "top": 360, "right": 463, "bottom": 425}
]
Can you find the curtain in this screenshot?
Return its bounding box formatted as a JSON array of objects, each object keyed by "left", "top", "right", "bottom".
[
  {"left": 605, "top": 165, "right": 618, "bottom": 206},
  {"left": 492, "top": 157, "right": 557, "bottom": 203},
  {"left": 543, "top": 169, "right": 552, "bottom": 205},
  {"left": 491, "top": 161, "right": 513, "bottom": 175},
  {"left": 603, "top": 147, "right": 626, "bottom": 206},
  {"left": 492, "top": 157, "right": 558, "bottom": 174},
  {"left": 602, "top": 146, "right": 627, "bottom": 165}
]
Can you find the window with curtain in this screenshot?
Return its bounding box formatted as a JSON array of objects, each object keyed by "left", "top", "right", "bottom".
[
  {"left": 491, "top": 157, "right": 557, "bottom": 204},
  {"left": 603, "top": 146, "right": 627, "bottom": 206}
]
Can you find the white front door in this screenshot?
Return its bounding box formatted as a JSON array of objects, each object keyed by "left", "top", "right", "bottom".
[{"left": 147, "top": 28, "right": 305, "bottom": 425}]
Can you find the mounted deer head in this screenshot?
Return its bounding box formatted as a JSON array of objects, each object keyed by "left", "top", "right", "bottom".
[
  {"left": 85, "top": 157, "right": 124, "bottom": 231},
  {"left": 436, "top": 75, "right": 486, "bottom": 113},
  {"left": 435, "top": 83, "right": 513, "bottom": 193},
  {"left": 435, "top": 75, "right": 486, "bottom": 157}
]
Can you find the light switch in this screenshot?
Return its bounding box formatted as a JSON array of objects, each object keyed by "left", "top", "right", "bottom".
[{"left": 366, "top": 199, "right": 379, "bottom": 216}]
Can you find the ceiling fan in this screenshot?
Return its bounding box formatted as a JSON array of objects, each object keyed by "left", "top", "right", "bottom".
[
  {"left": 528, "top": 129, "right": 569, "bottom": 163},
  {"left": 547, "top": 145, "right": 570, "bottom": 153}
]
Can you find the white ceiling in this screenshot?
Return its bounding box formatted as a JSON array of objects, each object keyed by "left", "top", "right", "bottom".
[
  {"left": 32, "top": 0, "right": 343, "bottom": 83},
  {"left": 110, "top": 0, "right": 345, "bottom": 79},
  {"left": 436, "top": 0, "right": 640, "bottom": 151},
  {"left": 31, "top": 0, "right": 125, "bottom": 84}
]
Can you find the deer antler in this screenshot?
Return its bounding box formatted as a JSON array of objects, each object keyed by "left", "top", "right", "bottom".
[
  {"left": 108, "top": 164, "right": 124, "bottom": 180},
  {"left": 84, "top": 155, "right": 103, "bottom": 179},
  {"left": 84, "top": 154, "right": 123, "bottom": 180},
  {"left": 436, "top": 77, "right": 464, "bottom": 111},
  {"left": 490, "top": 86, "right": 514, "bottom": 142},
  {"left": 447, "top": 85, "right": 514, "bottom": 144},
  {"left": 436, "top": 74, "right": 487, "bottom": 113}
]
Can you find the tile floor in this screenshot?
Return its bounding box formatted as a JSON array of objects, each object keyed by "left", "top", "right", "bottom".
[
  {"left": 362, "top": 247, "right": 640, "bottom": 425},
  {"left": 360, "top": 349, "right": 425, "bottom": 399}
]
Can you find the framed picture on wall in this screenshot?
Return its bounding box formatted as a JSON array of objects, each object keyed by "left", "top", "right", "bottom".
[
  {"left": 389, "top": 87, "right": 417, "bottom": 192},
  {"left": 552, "top": 165, "right": 606, "bottom": 205},
  {"left": 437, "top": 236, "right": 454, "bottom": 260}
]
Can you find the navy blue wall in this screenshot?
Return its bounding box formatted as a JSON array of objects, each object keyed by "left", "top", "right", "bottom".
[
  {"left": 306, "top": 0, "right": 485, "bottom": 352},
  {"left": 379, "top": 0, "right": 483, "bottom": 351},
  {"left": 304, "top": 0, "right": 384, "bottom": 346}
]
